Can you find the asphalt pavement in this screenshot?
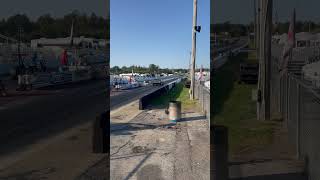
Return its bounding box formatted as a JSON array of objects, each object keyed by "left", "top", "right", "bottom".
[
  {"left": 110, "top": 78, "right": 179, "bottom": 111},
  {"left": 0, "top": 80, "right": 107, "bottom": 158}
]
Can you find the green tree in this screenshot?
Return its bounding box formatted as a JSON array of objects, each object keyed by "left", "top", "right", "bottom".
[
  {"left": 148, "top": 64, "right": 159, "bottom": 74},
  {"left": 5, "top": 14, "right": 33, "bottom": 40}
]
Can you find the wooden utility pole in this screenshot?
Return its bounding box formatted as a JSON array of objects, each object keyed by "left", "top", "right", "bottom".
[
  {"left": 264, "top": 0, "right": 272, "bottom": 121},
  {"left": 257, "top": 0, "right": 272, "bottom": 121},
  {"left": 256, "top": 0, "right": 260, "bottom": 56},
  {"left": 253, "top": 0, "right": 257, "bottom": 48},
  {"left": 257, "top": 0, "right": 263, "bottom": 121},
  {"left": 190, "top": 0, "right": 198, "bottom": 100}
]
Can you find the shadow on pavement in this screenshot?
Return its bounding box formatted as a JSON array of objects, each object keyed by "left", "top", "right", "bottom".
[
  {"left": 4, "top": 92, "right": 56, "bottom": 97},
  {"left": 179, "top": 115, "right": 207, "bottom": 123},
  {"left": 110, "top": 122, "right": 176, "bottom": 136},
  {"left": 0, "top": 167, "right": 57, "bottom": 180},
  {"left": 230, "top": 172, "right": 307, "bottom": 180},
  {"left": 39, "top": 79, "right": 104, "bottom": 90},
  {"left": 123, "top": 152, "right": 155, "bottom": 180}
]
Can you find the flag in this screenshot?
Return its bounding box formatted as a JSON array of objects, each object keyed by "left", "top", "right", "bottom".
[
  {"left": 129, "top": 69, "right": 134, "bottom": 83},
  {"left": 60, "top": 49, "right": 68, "bottom": 65},
  {"left": 198, "top": 65, "right": 203, "bottom": 81},
  {"left": 280, "top": 8, "right": 295, "bottom": 75}
]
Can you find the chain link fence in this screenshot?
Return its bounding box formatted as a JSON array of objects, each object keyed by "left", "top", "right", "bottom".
[
  {"left": 194, "top": 81, "right": 210, "bottom": 126},
  {"left": 271, "top": 45, "right": 320, "bottom": 179}
]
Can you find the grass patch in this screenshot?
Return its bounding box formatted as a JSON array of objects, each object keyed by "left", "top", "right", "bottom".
[
  {"left": 246, "top": 40, "right": 258, "bottom": 64},
  {"left": 213, "top": 52, "right": 277, "bottom": 156},
  {"left": 175, "top": 85, "right": 198, "bottom": 111},
  {"left": 246, "top": 51, "right": 258, "bottom": 64},
  {"left": 249, "top": 40, "right": 255, "bottom": 49},
  {"left": 149, "top": 83, "right": 198, "bottom": 111}
]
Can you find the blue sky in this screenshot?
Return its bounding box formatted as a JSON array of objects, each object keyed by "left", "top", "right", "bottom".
[{"left": 110, "top": 0, "right": 209, "bottom": 69}]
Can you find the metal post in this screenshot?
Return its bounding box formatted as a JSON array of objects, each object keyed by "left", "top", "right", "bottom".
[
  {"left": 296, "top": 83, "right": 300, "bottom": 159},
  {"left": 284, "top": 75, "right": 288, "bottom": 121},
  {"left": 190, "top": 0, "right": 198, "bottom": 100},
  {"left": 286, "top": 76, "right": 290, "bottom": 129}
]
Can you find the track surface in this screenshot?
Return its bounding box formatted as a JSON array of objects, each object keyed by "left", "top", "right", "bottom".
[
  {"left": 0, "top": 77, "right": 177, "bottom": 159},
  {"left": 0, "top": 80, "right": 107, "bottom": 158}
]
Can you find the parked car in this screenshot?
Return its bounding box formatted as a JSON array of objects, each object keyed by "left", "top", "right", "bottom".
[{"left": 152, "top": 79, "right": 163, "bottom": 86}]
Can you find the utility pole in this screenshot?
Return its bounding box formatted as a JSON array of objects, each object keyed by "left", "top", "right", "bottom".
[
  {"left": 189, "top": 51, "right": 192, "bottom": 76},
  {"left": 190, "top": 0, "right": 200, "bottom": 100},
  {"left": 257, "top": 0, "right": 262, "bottom": 120},
  {"left": 275, "top": 9, "right": 279, "bottom": 34},
  {"left": 256, "top": 0, "right": 260, "bottom": 56},
  {"left": 257, "top": 0, "right": 272, "bottom": 121},
  {"left": 253, "top": 0, "right": 257, "bottom": 48},
  {"left": 264, "top": 0, "right": 272, "bottom": 121}
]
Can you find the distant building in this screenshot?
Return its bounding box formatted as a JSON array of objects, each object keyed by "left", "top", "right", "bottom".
[
  {"left": 273, "top": 32, "right": 320, "bottom": 48},
  {"left": 31, "top": 36, "right": 107, "bottom": 49}
]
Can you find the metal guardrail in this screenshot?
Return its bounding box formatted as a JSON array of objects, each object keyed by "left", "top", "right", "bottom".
[
  {"left": 194, "top": 81, "right": 210, "bottom": 126},
  {"left": 271, "top": 50, "right": 320, "bottom": 180},
  {"left": 139, "top": 78, "right": 181, "bottom": 110},
  {"left": 51, "top": 72, "right": 73, "bottom": 84},
  {"left": 31, "top": 73, "right": 52, "bottom": 89},
  {"left": 31, "top": 72, "right": 73, "bottom": 89},
  {"left": 213, "top": 41, "right": 249, "bottom": 71}
]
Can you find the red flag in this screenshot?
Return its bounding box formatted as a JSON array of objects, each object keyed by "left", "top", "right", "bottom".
[
  {"left": 280, "top": 8, "right": 295, "bottom": 75},
  {"left": 60, "top": 50, "right": 68, "bottom": 65}
]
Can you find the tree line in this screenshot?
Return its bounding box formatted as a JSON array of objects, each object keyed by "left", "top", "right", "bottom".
[
  {"left": 110, "top": 64, "right": 192, "bottom": 75},
  {"left": 0, "top": 10, "right": 109, "bottom": 42},
  {"left": 212, "top": 20, "right": 320, "bottom": 37},
  {"left": 211, "top": 22, "right": 249, "bottom": 37},
  {"left": 272, "top": 21, "right": 320, "bottom": 34},
  {"left": 111, "top": 64, "right": 210, "bottom": 75}
]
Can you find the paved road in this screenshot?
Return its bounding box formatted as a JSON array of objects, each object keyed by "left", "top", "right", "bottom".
[
  {"left": 0, "top": 77, "right": 178, "bottom": 154},
  {"left": 0, "top": 77, "right": 179, "bottom": 178},
  {"left": 213, "top": 38, "right": 249, "bottom": 70},
  {"left": 0, "top": 80, "right": 107, "bottom": 160},
  {"left": 110, "top": 78, "right": 178, "bottom": 111}
]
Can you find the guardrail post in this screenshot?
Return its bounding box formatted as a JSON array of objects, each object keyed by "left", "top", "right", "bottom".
[
  {"left": 296, "top": 83, "right": 301, "bottom": 159},
  {"left": 202, "top": 85, "right": 205, "bottom": 111},
  {"left": 92, "top": 111, "right": 108, "bottom": 153},
  {"left": 286, "top": 75, "right": 290, "bottom": 125}
]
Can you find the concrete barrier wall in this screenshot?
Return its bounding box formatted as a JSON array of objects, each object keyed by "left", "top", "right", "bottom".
[
  {"left": 139, "top": 78, "right": 181, "bottom": 110},
  {"left": 31, "top": 70, "right": 93, "bottom": 89}
]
